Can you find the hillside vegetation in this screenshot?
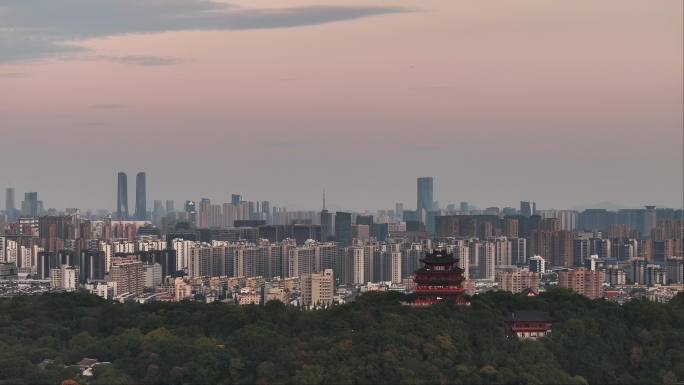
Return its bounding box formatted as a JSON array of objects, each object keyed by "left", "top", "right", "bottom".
[{"left": 0, "top": 289, "right": 682, "bottom": 385}]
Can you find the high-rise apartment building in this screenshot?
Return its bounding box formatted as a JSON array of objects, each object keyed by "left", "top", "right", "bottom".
[
  {"left": 511, "top": 238, "right": 527, "bottom": 265},
  {"left": 116, "top": 172, "right": 128, "bottom": 220},
  {"left": 504, "top": 217, "right": 519, "bottom": 238},
  {"left": 143, "top": 263, "right": 162, "bottom": 289},
  {"left": 198, "top": 198, "right": 211, "bottom": 228},
  {"left": 530, "top": 230, "right": 553, "bottom": 261},
  {"left": 558, "top": 210, "right": 578, "bottom": 231},
  {"left": 208, "top": 204, "right": 223, "bottom": 228},
  {"left": 301, "top": 269, "right": 334, "bottom": 308},
  {"left": 352, "top": 224, "right": 370, "bottom": 242},
  {"left": 478, "top": 242, "right": 496, "bottom": 280},
  {"left": 50, "top": 265, "right": 78, "bottom": 291},
  {"left": 350, "top": 246, "right": 367, "bottom": 285},
  {"left": 558, "top": 268, "right": 605, "bottom": 299},
  {"left": 493, "top": 237, "right": 512, "bottom": 266},
  {"left": 606, "top": 267, "right": 626, "bottom": 286},
  {"left": 79, "top": 250, "right": 105, "bottom": 282},
  {"left": 652, "top": 239, "right": 675, "bottom": 263},
  {"left": 631, "top": 258, "right": 667, "bottom": 286},
  {"left": 287, "top": 246, "right": 315, "bottom": 277},
  {"left": 497, "top": 270, "right": 540, "bottom": 294},
  {"left": 666, "top": 257, "right": 683, "bottom": 284},
  {"left": 552, "top": 230, "right": 576, "bottom": 267},
  {"left": 389, "top": 250, "right": 402, "bottom": 283},
  {"left": 528, "top": 255, "right": 546, "bottom": 274},
  {"left": 109, "top": 257, "right": 144, "bottom": 296},
  {"left": 644, "top": 206, "right": 657, "bottom": 237},
  {"left": 222, "top": 203, "right": 237, "bottom": 227},
  {"left": 0, "top": 237, "right": 5, "bottom": 263},
  {"left": 134, "top": 172, "right": 147, "bottom": 220}
]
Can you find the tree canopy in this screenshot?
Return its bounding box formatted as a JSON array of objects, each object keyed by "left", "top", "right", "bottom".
[{"left": 0, "top": 289, "right": 682, "bottom": 385}]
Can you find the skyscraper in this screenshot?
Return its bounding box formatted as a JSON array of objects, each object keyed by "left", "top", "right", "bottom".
[
  {"left": 395, "top": 202, "right": 404, "bottom": 219},
  {"left": 198, "top": 198, "right": 211, "bottom": 228},
  {"left": 416, "top": 177, "right": 434, "bottom": 222},
  {"left": 134, "top": 172, "right": 147, "bottom": 220},
  {"left": 320, "top": 210, "right": 333, "bottom": 240},
  {"left": 5, "top": 187, "right": 15, "bottom": 220},
  {"left": 165, "top": 200, "right": 175, "bottom": 214},
  {"left": 185, "top": 200, "right": 197, "bottom": 226},
  {"left": 116, "top": 172, "right": 128, "bottom": 220},
  {"left": 21, "top": 192, "right": 43, "bottom": 217},
  {"left": 644, "top": 206, "right": 657, "bottom": 237},
  {"left": 152, "top": 200, "right": 165, "bottom": 226},
  {"left": 520, "top": 201, "right": 532, "bottom": 217},
  {"left": 231, "top": 194, "right": 242, "bottom": 206},
  {"left": 334, "top": 212, "right": 352, "bottom": 247},
  {"left": 5, "top": 188, "right": 14, "bottom": 212}
]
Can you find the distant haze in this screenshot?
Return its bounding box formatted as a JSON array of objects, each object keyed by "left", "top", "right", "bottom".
[{"left": 1, "top": 0, "right": 682, "bottom": 211}]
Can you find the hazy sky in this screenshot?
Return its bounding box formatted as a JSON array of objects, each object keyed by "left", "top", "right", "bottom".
[{"left": 1, "top": 0, "right": 682, "bottom": 212}]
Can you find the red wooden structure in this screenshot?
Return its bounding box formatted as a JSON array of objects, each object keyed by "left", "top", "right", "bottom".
[
  {"left": 505, "top": 311, "right": 553, "bottom": 340},
  {"left": 411, "top": 249, "right": 468, "bottom": 306}
]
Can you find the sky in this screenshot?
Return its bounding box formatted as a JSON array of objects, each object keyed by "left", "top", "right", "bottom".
[{"left": 1, "top": 0, "right": 682, "bottom": 212}]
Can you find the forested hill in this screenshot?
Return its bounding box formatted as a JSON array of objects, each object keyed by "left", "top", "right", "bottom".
[{"left": 0, "top": 290, "right": 682, "bottom": 385}]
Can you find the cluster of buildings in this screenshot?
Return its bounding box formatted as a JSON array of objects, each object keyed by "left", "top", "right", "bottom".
[{"left": 0, "top": 176, "right": 681, "bottom": 305}]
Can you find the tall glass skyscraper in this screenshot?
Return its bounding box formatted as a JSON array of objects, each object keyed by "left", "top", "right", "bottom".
[
  {"left": 135, "top": 172, "right": 147, "bottom": 220},
  {"left": 116, "top": 172, "right": 128, "bottom": 220},
  {"left": 416, "top": 177, "right": 434, "bottom": 216},
  {"left": 334, "top": 211, "right": 352, "bottom": 247},
  {"left": 21, "top": 192, "right": 42, "bottom": 217}
]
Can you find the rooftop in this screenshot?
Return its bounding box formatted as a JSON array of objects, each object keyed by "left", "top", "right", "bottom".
[
  {"left": 506, "top": 310, "right": 553, "bottom": 322},
  {"left": 420, "top": 250, "right": 458, "bottom": 265}
]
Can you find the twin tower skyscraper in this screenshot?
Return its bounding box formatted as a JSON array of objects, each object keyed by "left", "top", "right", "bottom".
[{"left": 116, "top": 172, "right": 146, "bottom": 221}]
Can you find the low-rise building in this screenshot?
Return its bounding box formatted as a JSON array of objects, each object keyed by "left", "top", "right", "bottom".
[
  {"left": 237, "top": 287, "right": 260, "bottom": 306},
  {"left": 174, "top": 277, "right": 193, "bottom": 301},
  {"left": 505, "top": 311, "right": 553, "bottom": 340}
]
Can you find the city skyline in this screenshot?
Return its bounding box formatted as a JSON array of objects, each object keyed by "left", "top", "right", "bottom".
[
  {"left": 2, "top": 173, "right": 683, "bottom": 215},
  {"left": 1, "top": 2, "right": 682, "bottom": 384},
  {"left": 1, "top": 0, "right": 682, "bottom": 211}
]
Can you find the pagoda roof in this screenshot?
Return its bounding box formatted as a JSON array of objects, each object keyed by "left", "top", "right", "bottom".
[
  {"left": 505, "top": 311, "right": 553, "bottom": 322},
  {"left": 420, "top": 250, "right": 458, "bottom": 264}
]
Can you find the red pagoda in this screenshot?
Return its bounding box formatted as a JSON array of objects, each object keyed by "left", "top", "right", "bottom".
[{"left": 411, "top": 249, "right": 468, "bottom": 306}]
